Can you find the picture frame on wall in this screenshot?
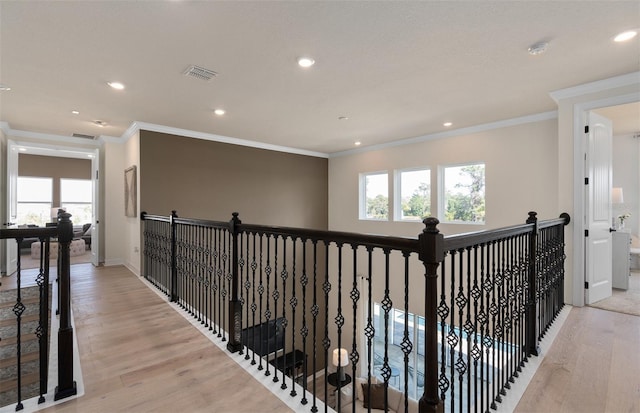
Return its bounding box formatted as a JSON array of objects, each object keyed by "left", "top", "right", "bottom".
[{"left": 125, "top": 165, "right": 137, "bottom": 217}]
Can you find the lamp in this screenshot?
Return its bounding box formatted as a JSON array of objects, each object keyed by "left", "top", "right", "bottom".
[
  {"left": 612, "top": 187, "right": 624, "bottom": 204},
  {"left": 332, "top": 348, "right": 349, "bottom": 381}
]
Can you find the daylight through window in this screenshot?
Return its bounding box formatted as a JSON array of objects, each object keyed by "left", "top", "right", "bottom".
[
  {"left": 361, "top": 172, "right": 389, "bottom": 220},
  {"left": 16, "top": 177, "right": 53, "bottom": 226},
  {"left": 442, "top": 163, "right": 485, "bottom": 224},
  {"left": 396, "top": 168, "right": 430, "bottom": 221},
  {"left": 61, "top": 179, "right": 92, "bottom": 225}
]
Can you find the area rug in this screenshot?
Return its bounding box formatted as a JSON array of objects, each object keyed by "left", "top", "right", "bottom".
[
  {"left": 0, "top": 285, "right": 51, "bottom": 409},
  {"left": 589, "top": 272, "right": 640, "bottom": 317}
]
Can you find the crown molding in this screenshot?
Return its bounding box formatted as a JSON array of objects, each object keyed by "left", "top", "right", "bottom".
[
  {"left": 549, "top": 71, "right": 640, "bottom": 103},
  {"left": 124, "top": 121, "right": 329, "bottom": 159},
  {"left": 0, "top": 123, "right": 103, "bottom": 147},
  {"left": 330, "top": 111, "right": 558, "bottom": 158}
]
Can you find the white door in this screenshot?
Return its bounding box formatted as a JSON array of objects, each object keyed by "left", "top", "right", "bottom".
[
  {"left": 5, "top": 140, "right": 19, "bottom": 275},
  {"left": 585, "top": 112, "right": 613, "bottom": 304},
  {"left": 90, "top": 149, "right": 100, "bottom": 266}
]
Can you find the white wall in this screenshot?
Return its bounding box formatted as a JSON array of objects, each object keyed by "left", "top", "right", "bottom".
[
  {"left": 123, "top": 131, "right": 141, "bottom": 274},
  {"left": 329, "top": 118, "right": 559, "bottom": 237},
  {"left": 104, "top": 141, "right": 126, "bottom": 266}
]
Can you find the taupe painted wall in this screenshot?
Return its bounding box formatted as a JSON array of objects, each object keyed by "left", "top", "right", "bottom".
[
  {"left": 18, "top": 154, "right": 91, "bottom": 207},
  {"left": 139, "top": 131, "right": 328, "bottom": 229},
  {"left": 139, "top": 130, "right": 329, "bottom": 369}
]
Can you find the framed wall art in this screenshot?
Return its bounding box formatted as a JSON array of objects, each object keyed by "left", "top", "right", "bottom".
[{"left": 125, "top": 165, "right": 137, "bottom": 217}]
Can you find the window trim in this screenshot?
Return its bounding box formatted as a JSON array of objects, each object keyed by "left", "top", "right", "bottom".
[
  {"left": 439, "top": 162, "right": 486, "bottom": 225},
  {"left": 359, "top": 171, "right": 390, "bottom": 221},
  {"left": 394, "top": 167, "right": 431, "bottom": 222}
]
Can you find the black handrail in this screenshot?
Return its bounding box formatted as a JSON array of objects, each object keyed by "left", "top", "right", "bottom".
[
  {"left": 141, "top": 210, "right": 570, "bottom": 413},
  {"left": 0, "top": 212, "right": 77, "bottom": 410}
]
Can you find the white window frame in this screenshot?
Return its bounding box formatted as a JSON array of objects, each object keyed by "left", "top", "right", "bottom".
[
  {"left": 359, "top": 171, "right": 389, "bottom": 221},
  {"left": 60, "top": 178, "right": 93, "bottom": 225},
  {"left": 394, "top": 167, "right": 431, "bottom": 222},
  {"left": 16, "top": 176, "right": 53, "bottom": 226},
  {"left": 439, "top": 162, "right": 486, "bottom": 225}
]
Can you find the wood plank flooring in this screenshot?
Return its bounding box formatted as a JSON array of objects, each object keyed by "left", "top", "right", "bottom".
[
  {"left": 2, "top": 263, "right": 638, "bottom": 412},
  {"left": 37, "top": 264, "right": 293, "bottom": 413},
  {"left": 515, "top": 306, "right": 640, "bottom": 413}
]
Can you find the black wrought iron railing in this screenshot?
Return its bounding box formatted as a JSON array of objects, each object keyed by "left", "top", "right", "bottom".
[
  {"left": 141, "top": 211, "right": 569, "bottom": 413},
  {"left": 0, "top": 212, "right": 77, "bottom": 410}
]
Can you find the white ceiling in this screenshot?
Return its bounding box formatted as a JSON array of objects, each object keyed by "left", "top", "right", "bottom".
[{"left": 1, "top": 1, "right": 639, "bottom": 154}]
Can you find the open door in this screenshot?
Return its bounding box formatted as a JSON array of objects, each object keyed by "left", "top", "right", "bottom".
[
  {"left": 585, "top": 112, "right": 614, "bottom": 304},
  {"left": 5, "top": 140, "right": 19, "bottom": 275}
]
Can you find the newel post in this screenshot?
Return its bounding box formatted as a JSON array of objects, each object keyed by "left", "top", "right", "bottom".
[
  {"left": 417, "top": 217, "right": 445, "bottom": 413},
  {"left": 170, "top": 210, "right": 178, "bottom": 302},
  {"left": 525, "top": 211, "right": 539, "bottom": 357},
  {"left": 227, "top": 212, "right": 243, "bottom": 353},
  {"left": 54, "top": 211, "right": 77, "bottom": 400}
]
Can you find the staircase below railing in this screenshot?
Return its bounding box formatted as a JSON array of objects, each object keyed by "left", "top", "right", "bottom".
[
  {"left": 0, "top": 212, "right": 77, "bottom": 410},
  {"left": 141, "top": 211, "right": 569, "bottom": 413}
]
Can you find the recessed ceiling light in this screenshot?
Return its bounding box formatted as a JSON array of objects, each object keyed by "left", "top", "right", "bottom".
[
  {"left": 338, "top": 116, "right": 349, "bottom": 120},
  {"left": 297, "top": 57, "right": 315, "bottom": 68},
  {"left": 354, "top": 141, "right": 361, "bottom": 146},
  {"left": 614, "top": 30, "right": 637, "bottom": 42},
  {"left": 0, "top": 84, "right": 11, "bottom": 91},
  {"left": 71, "top": 110, "right": 80, "bottom": 115},
  {"left": 214, "top": 109, "right": 226, "bottom": 116},
  {"left": 107, "top": 81, "right": 125, "bottom": 90},
  {"left": 443, "top": 122, "right": 453, "bottom": 127},
  {"left": 93, "top": 120, "right": 107, "bottom": 127},
  {"left": 528, "top": 41, "right": 549, "bottom": 55}
]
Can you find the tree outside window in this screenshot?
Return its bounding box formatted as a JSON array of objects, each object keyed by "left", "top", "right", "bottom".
[
  {"left": 397, "top": 168, "right": 430, "bottom": 221},
  {"left": 361, "top": 172, "right": 388, "bottom": 220},
  {"left": 442, "top": 163, "right": 485, "bottom": 224}
]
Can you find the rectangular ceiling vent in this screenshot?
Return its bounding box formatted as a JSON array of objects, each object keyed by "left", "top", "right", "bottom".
[
  {"left": 184, "top": 65, "right": 217, "bottom": 81},
  {"left": 72, "top": 133, "right": 96, "bottom": 140}
]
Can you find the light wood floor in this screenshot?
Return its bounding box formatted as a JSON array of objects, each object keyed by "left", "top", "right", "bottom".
[
  {"left": 2, "top": 264, "right": 638, "bottom": 412},
  {"left": 34, "top": 264, "right": 293, "bottom": 413},
  {"left": 515, "top": 306, "right": 640, "bottom": 413}
]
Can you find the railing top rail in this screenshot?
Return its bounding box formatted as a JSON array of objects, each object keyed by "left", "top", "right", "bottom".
[
  {"left": 175, "top": 217, "right": 229, "bottom": 228},
  {"left": 443, "top": 223, "right": 534, "bottom": 251},
  {"left": 539, "top": 214, "right": 571, "bottom": 230},
  {"left": 238, "top": 223, "right": 420, "bottom": 253},
  {"left": 0, "top": 227, "right": 59, "bottom": 240},
  {"left": 140, "top": 213, "right": 172, "bottom": 223},
  {"left": 141, "top": 211, "right": 570, "bottom": 256}
]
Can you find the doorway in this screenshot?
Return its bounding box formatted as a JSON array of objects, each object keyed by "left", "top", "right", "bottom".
[
  {"left": 5, "top": 141, "right": 100, "bottom": 274},
  {"left": 576, "top": 100, "right": 640, "bottom": 309}
]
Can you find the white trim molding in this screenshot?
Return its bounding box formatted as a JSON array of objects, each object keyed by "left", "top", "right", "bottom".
[
  {"left": 550, "top": 71, "right": 640, "bottom": 103},
  {"left": 330, "top": 111, "right": 558, "bottom": 158}
]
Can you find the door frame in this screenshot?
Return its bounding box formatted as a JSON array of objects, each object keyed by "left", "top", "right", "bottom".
[
  {"left": 5, "top": 140, "right": 101, "bottom": 272},
  {"left": 572, "top": 93, "right": 639, "bottom": 307}
]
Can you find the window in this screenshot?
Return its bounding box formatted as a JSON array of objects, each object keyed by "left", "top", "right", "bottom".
[
  {"left": 360, "top": 172, "right": 389, "bottom": 220},
  {"left": 395, "top": 168, "right": 430, "bottom": 221},
  {"left": 16, "top": 177, "right": 53, "bottom": 226},
  {"left": 61, "top": 179, "right": 92, "bottom": 225},
  {"left": 441, "top": 163, "right": 485, "bottom": 224}
]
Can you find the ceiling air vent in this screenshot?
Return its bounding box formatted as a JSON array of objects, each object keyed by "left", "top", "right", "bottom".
[
  {"left": 72, "top": 133, "right": 96, "bottom": 140},
  {"left": 183, "top": 65, "right": 217, "bottom": 81}
]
